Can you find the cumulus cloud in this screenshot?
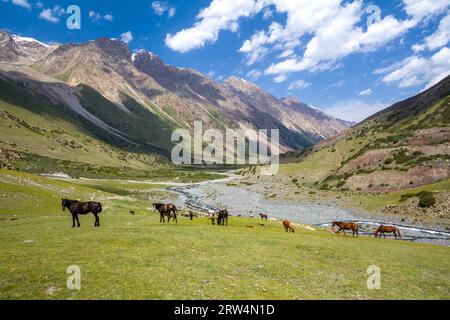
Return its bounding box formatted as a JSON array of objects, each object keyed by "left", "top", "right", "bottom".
[
  {"left": 38, "top": 5, "right": 65, "bottom": 23},
  {"left": 165, "top": 0, "right": 262, "bottom": 53},
  {"left": 120, "top": 31, "right": 134, "bottom": 44},
  {"left": 263, "top": 1, "right": 416, "bottom": 76},
  {"left": 151, "top": 1, "right": 176, "bottom": 18},
  {"left": 412, "top": 11, "right": 450, "bottom": 52},
  {"left": 325, "top": 99, "right": 388, "bottom": 123},
  {"left": 359, "top": 88, "right": 373, "bottom": 96},
  {"left": 402, "top": 0, "right": 449, "bottom": 21},
  {"left": 288, "top": 79, "right": 310, "bottom": 90},
  {"left": 375, "top": 46, "right": 450, "bottom": 90}
]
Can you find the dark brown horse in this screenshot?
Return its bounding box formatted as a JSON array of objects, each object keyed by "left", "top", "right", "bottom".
[
  {"left": 62, "top": 199, "right": 102, "bottom": 228},
  {"left": 153, "top": 203, "right": 178, "bottom": 223},
  {"left": 374, "top": 225, "right": 402, "bottom": 239},
  {"left": 217, "top": 209, "right": 228, "bottom": 226},
  {"left": 282, "top": 220, "right": 295, "bottom": 233},
  {"left": 332, "top": 221, "right": 359, "bottom": 237},
  {"left": 259, "top": 213, "right": 268, "bottom": 220}
]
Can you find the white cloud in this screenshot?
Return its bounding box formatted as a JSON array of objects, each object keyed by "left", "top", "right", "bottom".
[
  {"left": 288, "top": 79, "right": 310, "bottom": 90},
  {"left": 3, "top": 0, "right": 32, "bottom": 10},
  {"left": 38, "top": 6, "right": 65, "bottom": 23},
  {"left": 165, "top": 0, "right": 262, "bottom": 53},
  {"left": 263, "top": 1, "right": 416, "bottom": 76},
  {"left": 359, "top": 88, "right": 373, "bottom": 96},
  {"left": 246, "top": 69, "right": 263, "bottom": 80},
  {"left": 273, "top": 74, "right": 287, "bottom": 83},
  {"left": 325, "top": 99, "right": 388, "bottom": 123},
  {"left": 375, "top": 46, "right": 450, "bottom": 90},
  {"left": 120, "top": 31, "right": 134, "bottom": 44},
  {"left": 35, "top": 1, "right": 43, "bottom": 9},
  {"left": 152, "top": 1, "right": 176, "bottom": 18},
  {"left": 412, "top": 11, "right": 450, "bottom": 52},
  {"left": 402, "top": 0, "right": 449, "bottom": 21},
  {"left": 89, "top": 11, "right": 114, "bottom": 23}
]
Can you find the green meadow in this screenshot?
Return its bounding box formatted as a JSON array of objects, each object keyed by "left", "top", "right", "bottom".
[{"left": 0, "top": 170, "right": 449, "bottom": 300}]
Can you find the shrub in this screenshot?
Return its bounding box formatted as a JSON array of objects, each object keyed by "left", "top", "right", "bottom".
[
  {"left": 418, "top": 191, "right": 436, "bottom": 208},
  {"left": 384, "top": 158, "right": 394, "bottom": 165}
]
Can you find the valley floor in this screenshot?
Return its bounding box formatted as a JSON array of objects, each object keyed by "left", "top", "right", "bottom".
[{"left": 0, "top": 169, "right": 449, "bottom": 299}]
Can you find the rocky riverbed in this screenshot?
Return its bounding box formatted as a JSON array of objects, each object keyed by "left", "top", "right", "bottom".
[{"left": 167, "top": 174, "right": 450, "bottom": 246}]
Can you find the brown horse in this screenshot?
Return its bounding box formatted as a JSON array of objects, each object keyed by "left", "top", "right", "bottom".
[
  {"left": 259, "top": 213, "right": 268, "bottom": 220},
  {"left": 282, "top": 220, "right": 295, "bottom": 233},
  {"left": 217, "top": 209, "right": 228, "bottom": 226},
  {"left": 374, "top": 225, "right": 402, "bottom": 239},
  {"left": 153, "top": 203, "right": 178, "bottom": 223},
  {"left": 62, "top": 199, "right": 102, "bottom": 228},
  {"left": 332, "top": 221, "right": 359, "bottom": 237}
]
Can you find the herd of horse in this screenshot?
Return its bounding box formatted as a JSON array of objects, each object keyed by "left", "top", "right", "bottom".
[{"left": 60, "top": 198, "right": 402, "bottom": 240}]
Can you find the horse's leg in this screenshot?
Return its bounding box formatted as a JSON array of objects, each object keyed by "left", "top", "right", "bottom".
[
  {"left": 94, "top": 213, "right": 100, "bottom": 227},
  {"left": 76, "top": 214, "right": 80, "bottom": 227},
  {"left": 173, "top": 210, "right": 178, "bottom": 223},
  {"left": 72, "top": 214, "right": 76, "bottom": 228}
]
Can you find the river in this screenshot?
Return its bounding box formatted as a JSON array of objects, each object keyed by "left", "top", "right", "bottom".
[{"left": 167, "top": 174, "right": 450, "bottom": 246}]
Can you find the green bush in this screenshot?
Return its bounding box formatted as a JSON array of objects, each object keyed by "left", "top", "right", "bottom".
[{"left": 418, "top": 191, "right": 436, "bottom": 208}]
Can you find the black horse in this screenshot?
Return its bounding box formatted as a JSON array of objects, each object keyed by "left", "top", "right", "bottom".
[
  {"left": 153, "top": 203, "right": 178, "bottom": 223},
  {"left": 217, "top": 209, "right": 229, "bottom": 226},
  {"left": 62, "top": 199, "right": 102, "bottom": 228}
]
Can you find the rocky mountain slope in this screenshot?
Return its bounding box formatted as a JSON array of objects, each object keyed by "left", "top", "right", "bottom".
[{"left": 0, "top": 30, "right": 350, "bottom": 163}]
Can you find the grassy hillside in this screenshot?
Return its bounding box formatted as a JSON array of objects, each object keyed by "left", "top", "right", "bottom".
[
  {"left": 255, "top": 76, "right": 449, "bottom": 219},
  {"left": 0, "top": 170, "right": 449, "bottom": 300}
]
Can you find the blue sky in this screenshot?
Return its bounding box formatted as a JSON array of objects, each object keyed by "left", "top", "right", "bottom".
[{"left": 1, "top": 0, "right": 449, "bottom": 122}]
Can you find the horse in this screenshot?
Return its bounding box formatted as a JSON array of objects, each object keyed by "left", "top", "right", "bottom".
[
  {"left": 217, "top": 209, "right": 229, "bottom": 226},
  {"left": 332, "top": 221, "right": 359, "bottom": 237},
  {"left": 282, "top": 220, "right": 295, "bottom": 233},
  {"left": 153, "top": 203, "right": 178, "bottom": 223},
  {"left": 130, "top": 210, "right": 135, "bottom": 215},
  {"left": 374, "top": 225, "right": 402, "bottom": 239},
  {"left": 189, "top": 211, "right": 194, "bottom": 221},
  {"left": 259, "top": 213, "right": 268, "bottom": 220},
  {"left": 61, "top": 198, "right": 102, "bottom": 228}
]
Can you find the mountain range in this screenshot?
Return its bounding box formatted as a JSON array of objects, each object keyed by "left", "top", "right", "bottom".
[{"left": 0, "top": 30, "right": 350, "bottom": 166}]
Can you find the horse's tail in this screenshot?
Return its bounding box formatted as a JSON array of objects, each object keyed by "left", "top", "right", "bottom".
[
  {"left": 397, "top": 228, "right": 401, "bottom": 239},
  {"left": 97, "top": 203, "right": 103, "bottom": 214}
]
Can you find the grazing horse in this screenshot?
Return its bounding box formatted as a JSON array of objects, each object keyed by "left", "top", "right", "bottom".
[
  {"left": 217, "top": 209, "right": 229, "bottom": 226},
  {"left": 153, "top": 203, "right": 178, "bottom": 223},
  {"left": 259, "top": 213, "right": 268, "bottom": 221},
  {"left": 130, "top": 210, "right": 135, "bottom": 216},
  {"left": 332, "top": 221, "right": 359, "bottom": 237},
  {"left": 374, "top": 225, "right": 402, "bottom": 239},
  {"left": 61, "top": 199, "right": 102, "bottom": 228},
  {"left": 282, "top": 220, "right": 295, "bottom": 233}
]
